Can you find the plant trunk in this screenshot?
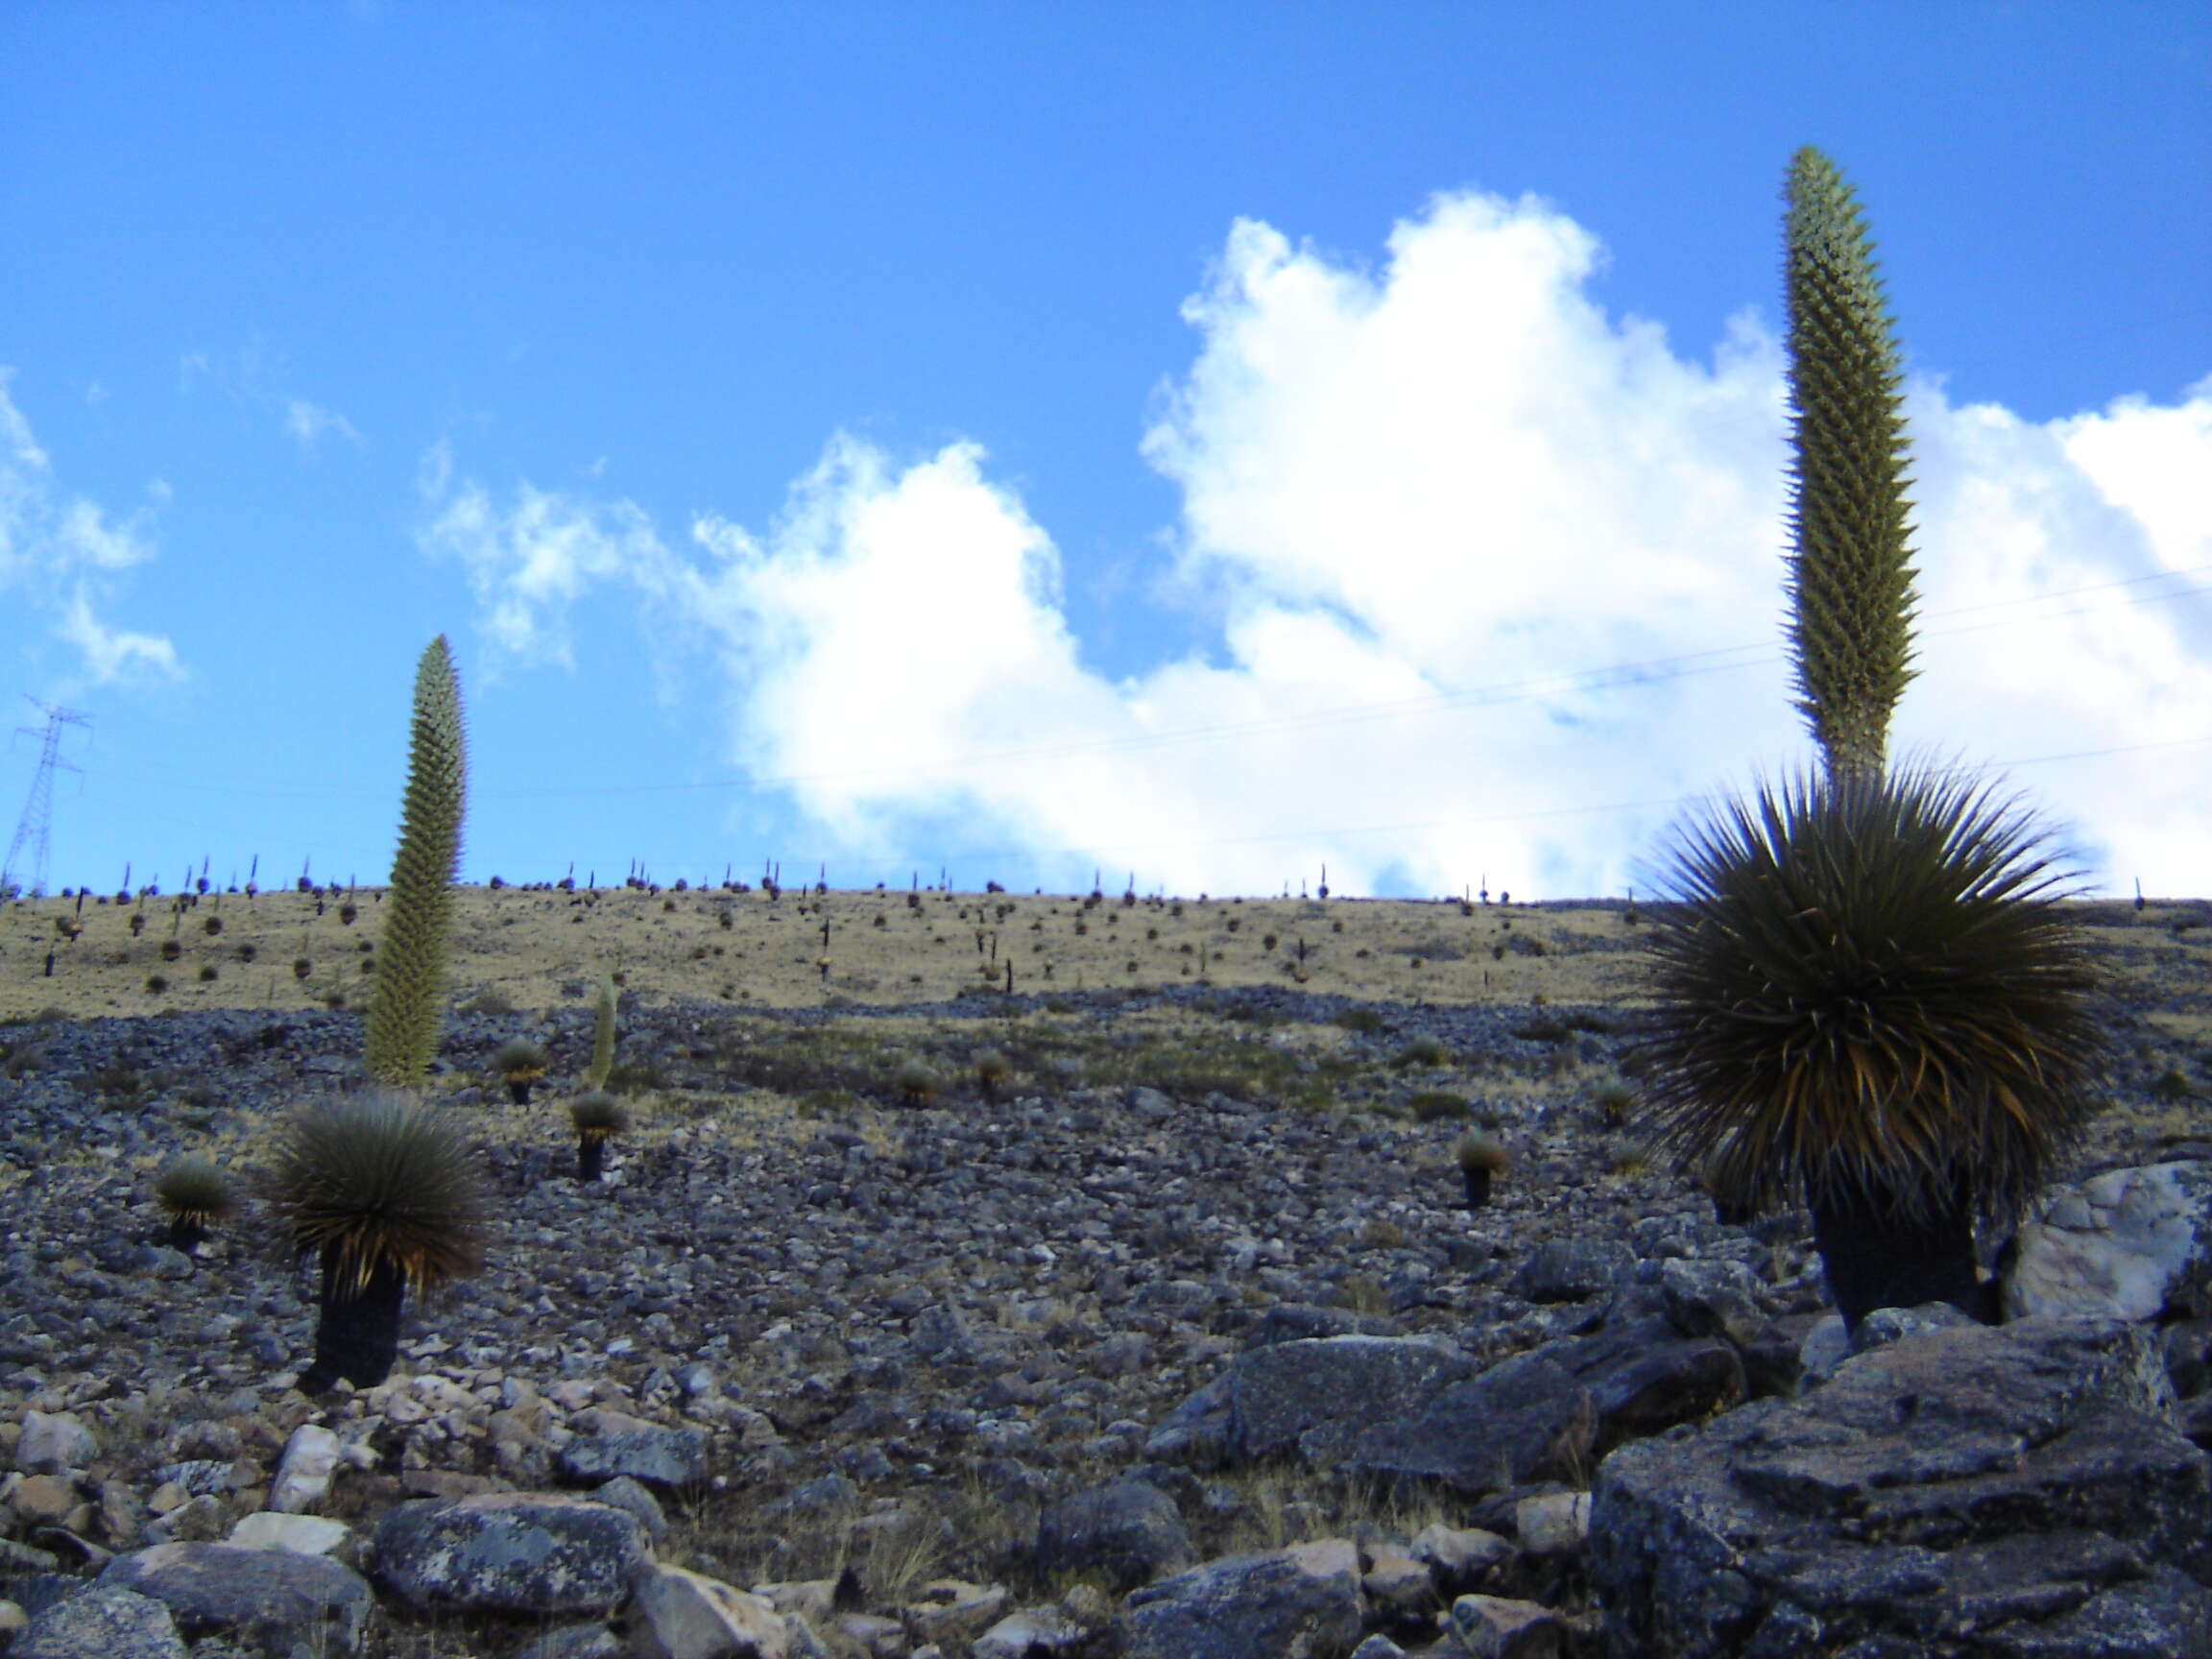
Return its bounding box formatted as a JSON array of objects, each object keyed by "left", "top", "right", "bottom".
[
  {"left": 1461, "top": 1166, "right": 1492, "bottom": 1210},
  {"left": 507, "top": 1079, "right": 533, "bottom": 1105},
  {"left": 299, "top": 1253, "right": 407, "bottom": 1393},
  {"left": 165, "top": 1217, "right": 206, "bottom": 1255},
  {"left": 578, "top": 1137, "right": 606, "bottom": 1183},
  {"left": 1809, "top": 1169, "right": 1992, "bottom": 1333}
]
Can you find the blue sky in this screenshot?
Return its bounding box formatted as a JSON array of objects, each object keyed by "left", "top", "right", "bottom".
[{"left": 2, "top": 3, "right": 2207, "bottom": 902}]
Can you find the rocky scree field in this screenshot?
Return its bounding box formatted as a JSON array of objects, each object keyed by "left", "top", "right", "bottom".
[{"left": 0, "top": 888, "right": 2208, "bottom": 1657}]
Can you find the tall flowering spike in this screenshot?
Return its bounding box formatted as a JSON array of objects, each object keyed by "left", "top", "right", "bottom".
[
  {"left": 1783, "top": 147, "right": 1919, "bottom": 783},
  {"left": 365, "top": 636, "right": 468, "bottom": 1087}
]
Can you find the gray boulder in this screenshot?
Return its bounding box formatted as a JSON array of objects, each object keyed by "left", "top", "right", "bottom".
[
  {"left": 1589, "top": 1316, "right": 2212, "bottom": 1656},
  {"left": 1511, "top": 1238, "right": 1634, "bottom": 1304},
  {"left": 2003, "top": 1160, "right": 2212, "bottom": 1323},
  {"left": 11, "top": 1585, "right": 185, "bottom": 1659},
  {"left": 1145, "top": 1335, "right": 1474, "bottom": 1469},
  {"left": 1657, "top": 1258, "right": 1769, "bottom": 1348},
  {"left": 372, "top": 1493, "right": 650, "bottom": 1616},
  {"left": 555, "top": 1409, "right": 709, "bottom": 1490},
  {"left": 1350, "top": 1318, "right": 1743, "bottom": 1495},
  {"left": 101, "top": 1542, "right": 373, "bottom": 1654},
  {"left": 1034, "top": 1479, "right": 1193, "bottom": 1591},
  {"left": 1119, "top": 1538, "right": 1365, "bottom": 1659}
]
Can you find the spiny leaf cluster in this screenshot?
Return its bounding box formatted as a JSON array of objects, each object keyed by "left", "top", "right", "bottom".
[
  {"left": 267, "top": 1093, "right": 488, "bottom": 1299},
  {"left": 366, "top": 637, "right": 468, "bottom": 1086},
  {"left": 1783, "top": 145, "right": 1919, "bottom": 781},
  {"left": 1635, "top": 763, "right": 2106, "bottom": 1229},
  {"left": 154, "top": 1155, "right": 238, "bottom": 1226}
]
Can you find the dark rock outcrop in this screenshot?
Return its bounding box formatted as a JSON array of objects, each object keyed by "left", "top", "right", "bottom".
[{"left": 1589, "top": 1316, "right": 2212, "bottom": 1656}]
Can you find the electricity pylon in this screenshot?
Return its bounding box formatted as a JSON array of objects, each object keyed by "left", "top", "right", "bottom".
[{"left": 1, "top": 700, "right": 89, "bottom": 900}]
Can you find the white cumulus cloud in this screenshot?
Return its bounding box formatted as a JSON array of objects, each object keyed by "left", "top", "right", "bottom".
[
  {"left": 0, "top": 370, "right": 184, "bottom": 688},
  {"left": 434, "top": 192, "right": 2211, "bottom": 897}
]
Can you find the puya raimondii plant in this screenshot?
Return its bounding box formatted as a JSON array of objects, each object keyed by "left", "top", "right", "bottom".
[
  {"left": 154, "top": 1155, "right": 238, "bottom": 1254},
  {"left": 364, "top": 637, "right": 468, "bottom": 1088},
  {"left": 267, "top": 1092, "right": 488, "bottom": 1392},
  {"left": 1782, "top": 144, "right": 1918, "bottom": 785},
  {"left": 569, "top": 1090, "right": 631, "bottom": 1183},
  {"left": 1637, "top": 766, "right": 2104, "bottom": 1328},
  {"left": 492, "top": 1037, "right": 550, "bottom": 1105},
  {"left": 1632, "top": 152, "right": 2108, "bottom": 1332}
]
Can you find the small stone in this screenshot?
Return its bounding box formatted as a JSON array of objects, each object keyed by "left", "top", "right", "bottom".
[
  {"left": 148, "top": 1493, "right": 232, "bottom": 1545},
  {"left": 146, "top": 1481, "right": 190, "bottom": 1517},
  {"left": 589, "top": 1473, "right": 668, "bottom": 1540},
  {"left": 10, "top": 1473, "right": 83, "bottom": 1526},
  {"left": 902, "top": 1580, "right": 1009, "bottom": 1647},
  {"left": 830, "top": 1612, "right": 904, "bottom": 1658},
  {"left": 1349, "top": 1638, "right": 1408, "bottom": 1659},
  {"left": 1408, "top": 1524, "right": 1513, "bottom": 1591},
  {"left": 1513, "top": 1492, "right": 1590, "bottom": 1555},
  {"left": 11, "top": 1584, "right": 185, "bottom": 1659},
  {"left": 228, "top": 1511, "right": 351, "bottom": 1555},
  {"left": 1448, "top": 1593, "right": 1565, "bottom": 1659},
  {"left": 1361, "top": 1542, "right": 1435, "bottom": 1618},
  {"left": 17, "top": 1410, "right": 97, "bottom": 1475},
  {"left": 629, "top": 1563, "right": 790, "bottom": 1659},
  {"left": 556, "top": 1408, "right": 708, "bottom": 1490},
  {"left": 973, "top": 1605, "right": 1086, "bottom": 1657},
  {"left": 269, "top": 1424, "right": 343, "bottom": 1513}
]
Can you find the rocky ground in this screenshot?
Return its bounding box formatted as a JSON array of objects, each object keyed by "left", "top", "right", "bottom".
[{"left": 2, "top": 899, "right": 2209, "bottom": 1656}]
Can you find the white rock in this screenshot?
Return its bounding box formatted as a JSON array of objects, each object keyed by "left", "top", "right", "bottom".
[
  {"left": 629, "top": 1563, "right": 790, "bottom": 1659},
  {"left": 229, "top": 1510, "right": 352, "bottom": 1555},
  {"left": 973, "top": 1605, "right": 1085, "bottom": 1657},
  {"left": 2004, "top": 1162, "right": 2212, "bottom": 1322},
  {"left": 269, "top": 1425, "right": 343, "bottom": 1514}
]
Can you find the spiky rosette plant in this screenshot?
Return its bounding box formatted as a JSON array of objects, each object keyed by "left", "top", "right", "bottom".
[
  {"left": 364, "top": 637, "right": 468, "bottom": 1087},
  {"left": 569, "top": 1090, "right": 631, "bottom": 1183},
  {"left": 1782, "top": 146, "right": 1920, "bottom": 784},
  {"left": 1635, "top": 764, "right": 2106, "bottom": 1328},
  {"left": 974, "top": 1048, "right": 1011, "bottom": 1103},
  {"left": 1455, "top": 1132, "right": 1508, "bottom": 1210},
  {"left": 267, "top": 1093, "right": 488, "bottom": 1392},
  {"left": 492, "top": 1037, "right": 550, "bottom": 1105},
  {"left": 154, "top": 1155, "right": 237, "bottom": 1253}
]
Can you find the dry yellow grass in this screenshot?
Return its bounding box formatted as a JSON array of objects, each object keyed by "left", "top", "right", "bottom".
[
  {"left": 0, "top": 882, "right": 2201, "bottom": 1025},
  {"left": 0, "top": 883, "right": 1653, "bottom": 1021}
]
